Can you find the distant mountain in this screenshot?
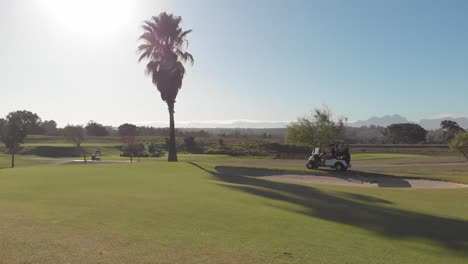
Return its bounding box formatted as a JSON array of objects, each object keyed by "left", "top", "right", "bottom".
[
  {"left": 133, "top": 116, "right": 468, "bottom": 130},
  {"left": 419, "top": 117, "right": 468, "bottom": 130},
  {"left": 349, "top": 115, "right": 410, "bottom": 127},
  {"left": 350, "top": 115, "right": 468, "bottom": 130},
  {"left": 136, "top": 120, "right": 290, "bottom": 129}
]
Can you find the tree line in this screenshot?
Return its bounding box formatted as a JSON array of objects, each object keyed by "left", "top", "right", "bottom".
[
  {"left": 2, "top": 108, "right": 468, "bottom": 167},
  {"left": 286, "top": 107, "right": 468, "bottom": 160},
  {"left": 0, "top": 110, "right": 166, "bottom": 166}
]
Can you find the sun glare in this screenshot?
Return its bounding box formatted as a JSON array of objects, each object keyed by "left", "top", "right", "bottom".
[{"left": 39, "top": 0, "right": 135, "bottom": 36}]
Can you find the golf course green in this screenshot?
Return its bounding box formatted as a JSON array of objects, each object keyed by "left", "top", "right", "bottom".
[{"left": 1, "top": 161, "right": 467, "bottom": 263}]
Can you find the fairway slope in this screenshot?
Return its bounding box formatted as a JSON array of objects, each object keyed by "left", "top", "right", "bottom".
[
  {"left": 1, "top": 162, "right": 468, "bottom": 263},
  {"left": 194, "top": 163, "right": 468, "bottom": 251}
]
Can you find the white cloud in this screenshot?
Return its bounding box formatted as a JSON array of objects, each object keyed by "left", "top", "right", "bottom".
[{"left": 429, "top": 114, "right": 468, "bottom": 119}]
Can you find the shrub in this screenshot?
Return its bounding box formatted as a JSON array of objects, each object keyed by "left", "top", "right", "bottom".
[
  {"left": 121, "top": 143, "right": 149, "bottom": 157},
  {"left": 450, "top": 132, "right": 468, "bottom": 161},
  {"left": 148, "top": 143, "right": 166, "bottom": 157}
]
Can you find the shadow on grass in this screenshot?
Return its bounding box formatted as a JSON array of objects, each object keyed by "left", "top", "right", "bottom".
[
  {"left": 337, "top": 192, "right": 393, "bottom": 204},
  {"left": 19, "top": 146, "right": 82, "bottom": 157},
  {"left": 215, "top": 166, "right": 414, "bottom": 188},
  {"left": 188, "top": 162, "right": 468, "bottom": 252},
  {"left": 19, "top": 146, "right": 122, "bottom": 158}
]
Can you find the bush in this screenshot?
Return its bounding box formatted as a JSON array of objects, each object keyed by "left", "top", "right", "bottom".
[
  {"left": 450, "top": 132, "right": 468, "bottom": 161},
  {"left": 121, "top": 143, "right": 148, "bottom": 157},
  {"left": 184, "top": 136, "right": 196, "bottom": 149},
  {"left": 148, "top": 143, "right": 166, "bottom": 157},
  {"left": 182, "top": 136, "right": 203, "bottom": 153}
]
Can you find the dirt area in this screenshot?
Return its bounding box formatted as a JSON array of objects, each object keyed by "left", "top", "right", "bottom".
[{"left": 262, "top": 174, "right": 468, "bottom": 189}]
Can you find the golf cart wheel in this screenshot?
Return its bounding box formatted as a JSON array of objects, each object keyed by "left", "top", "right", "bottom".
[
  {"left": 306, "top": 162, "right": 314, "bottom": 169},
  {"left": 335, "top": 163, "right": 345, "bottom": 171}
]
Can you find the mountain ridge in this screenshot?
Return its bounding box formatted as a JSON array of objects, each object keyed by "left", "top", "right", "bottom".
[
  {"left": 134, "top": 116, "right": 468, "bottom": 130},
  {"left": 349, "top": 115, "right": 468, "bottom": 130}
]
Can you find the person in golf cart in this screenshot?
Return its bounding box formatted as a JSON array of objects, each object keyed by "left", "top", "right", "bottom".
[
  {"left": 324, "top": 144, "right": 351, "bottom": 164},
  {"left": 329, "top": 144, "right": 337, "bottom": 159},
  {"left": 342, "top": 144, "right": 351, "bottom": 164}
]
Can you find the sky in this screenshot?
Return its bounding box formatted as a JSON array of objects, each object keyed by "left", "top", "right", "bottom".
[{"left": 1, "top": 0, "right": 468, "bottom": 127}]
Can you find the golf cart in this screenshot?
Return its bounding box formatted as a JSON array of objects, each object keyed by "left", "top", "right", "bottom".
[
  {"left": 91, "top": 151, "right": 102, "bottom": 161},
  {"left": 306, "top": 146, "right": 351, "bottom": 171}
]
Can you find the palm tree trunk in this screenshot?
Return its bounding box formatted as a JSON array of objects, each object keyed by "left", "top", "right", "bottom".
[
  {"left": 11, "top": 150, "right": 15, "bottom": 168},
  {"left": 167, "top": 101, "right": 178, "bottom": 162}
]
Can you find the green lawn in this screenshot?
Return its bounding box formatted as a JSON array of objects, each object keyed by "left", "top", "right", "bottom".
[{"left": 0, "top": 162, "right": 467, "bottom": 263}]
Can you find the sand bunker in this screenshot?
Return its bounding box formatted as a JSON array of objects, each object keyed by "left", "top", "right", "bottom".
[{"left": 262, "top": 174, "right": 468, "bottom": 189}]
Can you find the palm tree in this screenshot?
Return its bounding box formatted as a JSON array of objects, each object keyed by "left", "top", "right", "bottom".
[{"left": 138, "top": 12, "right": 194, "bottom": 162}]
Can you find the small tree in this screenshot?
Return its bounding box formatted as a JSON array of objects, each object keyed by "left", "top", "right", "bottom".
[
  {"left": 385, "top": 123, "right": 427, "bottom": 144},
  {"left": 85, "top": 121, "right": 109, "bottom": 136},
  {"left": 313, "top": 108, "right": 345, "bottom": 145},
  {"left": 450, "top": 132, "right": 468, "bottom": 161},
  {"left": 11, "top": 110, "right": 42, "bottom": 135},
  {"left": 441, "top": 120, "right": 465, "bottom": 143},
  {"left": 0, "top": 115, "right": 25, "bottom": 168},
  {"left": 63, "top": 125, "right": 87, "bottom": 163},
  {"left": 40, "top": 120, "right": 58, "bottom": 136},
  {"left": 286, "top": 107, "right": 345, "bottom": 146},
  {"left": 0, "top": 111, "right": 41, "bottom": 168},
  {"left": 286, "top": 117, "right": 316, "bottom": 145},
  {"left": 118, "top": 123, "right": 138, "bottom": 163}
]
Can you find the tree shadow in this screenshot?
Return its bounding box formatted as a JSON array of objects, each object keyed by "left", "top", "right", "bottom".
[
  {"left": 188, "top": 162, "right": 468, "bottom": 252},
  {"left": 320, "top": 168, "right": 413, "bottom": 188},
  {"left": 19, "top": 146, "right": 82, "bottom": 157},
  {"left": 215, "top": 166, "right": 413, "bottom": 188},
  {"left": 337, "top": 192, "right": 393, "bottom": 204}
]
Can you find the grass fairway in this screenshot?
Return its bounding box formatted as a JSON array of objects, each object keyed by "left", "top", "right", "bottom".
[{"left": 1, "top": 162, "right": 468, "bottom": 263}]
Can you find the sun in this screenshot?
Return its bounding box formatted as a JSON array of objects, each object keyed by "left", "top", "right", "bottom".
[{"left": 39, "top": 0, "right": 135, "bottom": 36}]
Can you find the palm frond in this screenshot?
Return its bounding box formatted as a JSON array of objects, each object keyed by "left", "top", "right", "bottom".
[
  {"left": 137, "top": 44, "right": 152, "bottom": 51},
  {"left": 141, "top": 24, "right": 153, "bottom": 34},
  {"left": 145, "top": 61, "right": 160, "bottom": 75},
  {"left": 176, "top": 49, "right": 194, "bottom": 65},
  {"left": 144, "top": 20, "right": 157, "bottom": 31},
  {"left": 180, "top": 29, "right": 192, "bottom": 39},
  {"left": 138, "top": 50, "right": 151, "bottom": 62},
  {"left": 138, "top": 32, "right": 155, "bottom": 43}
]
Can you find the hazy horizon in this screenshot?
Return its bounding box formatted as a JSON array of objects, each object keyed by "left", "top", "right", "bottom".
[
  {"left": 2, "top": 0, "right": 468, "bottom": 126},
  {"left": 34, "top": 114, "right": 468, "bottom": 129}
]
